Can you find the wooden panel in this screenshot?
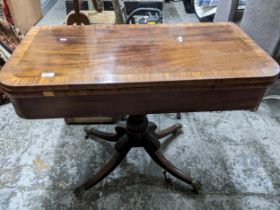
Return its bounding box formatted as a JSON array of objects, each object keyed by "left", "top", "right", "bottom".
[
  {"left": 8, "top": 87, "right": 266, "bottom": 119},
  {"left": 64, "top": 116, "right": 119, "bottom": 124},
  {"left": 0, "top": 23, "right": 279, "bottom": 93},
  {"left": 8, "top": 0, "right": 42, "bottom": 34}
]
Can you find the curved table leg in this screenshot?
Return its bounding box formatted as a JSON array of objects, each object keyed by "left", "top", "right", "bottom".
[
  {"left": 145, "top": 148, "right": 202, "bottom": 193},
  {"left": 74, "top": 150, "right": 129, "bottom": 197},
  {"left": 155, "top": 123, "right": 182, "bottom": 139},
  {"left": 84, "top": 124, "right": 126, "bottom": 142},
  {"left": 75, "top": 115, "right": 202, "bottom": 196}
]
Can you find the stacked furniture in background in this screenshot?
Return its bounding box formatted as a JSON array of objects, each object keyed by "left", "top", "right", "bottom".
[{"left": 0, "top": 2, "right": 23, "bottom": 105}]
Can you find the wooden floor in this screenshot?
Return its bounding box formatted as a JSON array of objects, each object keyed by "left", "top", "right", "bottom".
[{"left": 163, "top": 1, "right": 199, "bottom": 23}]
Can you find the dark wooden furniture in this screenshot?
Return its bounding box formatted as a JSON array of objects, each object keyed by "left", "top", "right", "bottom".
[
  {"left": 0, "top": 23, "right": 279, "bottom": 195},
  {"left": 66, "top": 0, "right": 105, "bottom": 25},
  {"left": 66, "top": 0, "right": 91, "bottom": 25}
]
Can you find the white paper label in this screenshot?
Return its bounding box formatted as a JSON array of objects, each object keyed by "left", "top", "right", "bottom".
[{"left": 41, "top": 72, "right": 55, "bottom": 78}]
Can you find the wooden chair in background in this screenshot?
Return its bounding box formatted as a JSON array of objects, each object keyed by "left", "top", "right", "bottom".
[{"left": 66, "top": 0, "right": 116, "bottom": 25}]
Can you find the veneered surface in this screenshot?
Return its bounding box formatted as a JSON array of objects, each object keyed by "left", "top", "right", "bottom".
[{"left": 0, "top": 23, "right": 279, "bottom": 93}]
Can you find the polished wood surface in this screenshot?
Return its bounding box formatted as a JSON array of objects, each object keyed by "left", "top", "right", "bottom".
[
  {"left": 0, "top": 23, "right": 279, "bottom": 92},
  {"left": 0, "top": 23, "right": 279, "bottom": 118}
]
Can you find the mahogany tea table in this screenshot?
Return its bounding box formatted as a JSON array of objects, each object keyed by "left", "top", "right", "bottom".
[{"left": 0, "top": 23, "right": 279, "bottom": 196}]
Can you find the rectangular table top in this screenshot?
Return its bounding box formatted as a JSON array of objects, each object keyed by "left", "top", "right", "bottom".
[{"left": 0, "top": 23, "right": 279, "bottom": 94}]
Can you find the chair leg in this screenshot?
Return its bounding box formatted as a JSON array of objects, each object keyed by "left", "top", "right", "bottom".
[
  {"left": 74, "top": 150, "right": 129, "bottom": 197},
  {"left": 155, "top": 123, "right": 182, "bottom": 139},
  {"left": 145, "top": 148, "right": 202, "bottom": 193}
]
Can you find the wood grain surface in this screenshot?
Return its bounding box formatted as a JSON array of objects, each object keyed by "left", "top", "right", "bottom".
[{"left": 0, "top": 23, "right": 279, "bottom": 93}]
